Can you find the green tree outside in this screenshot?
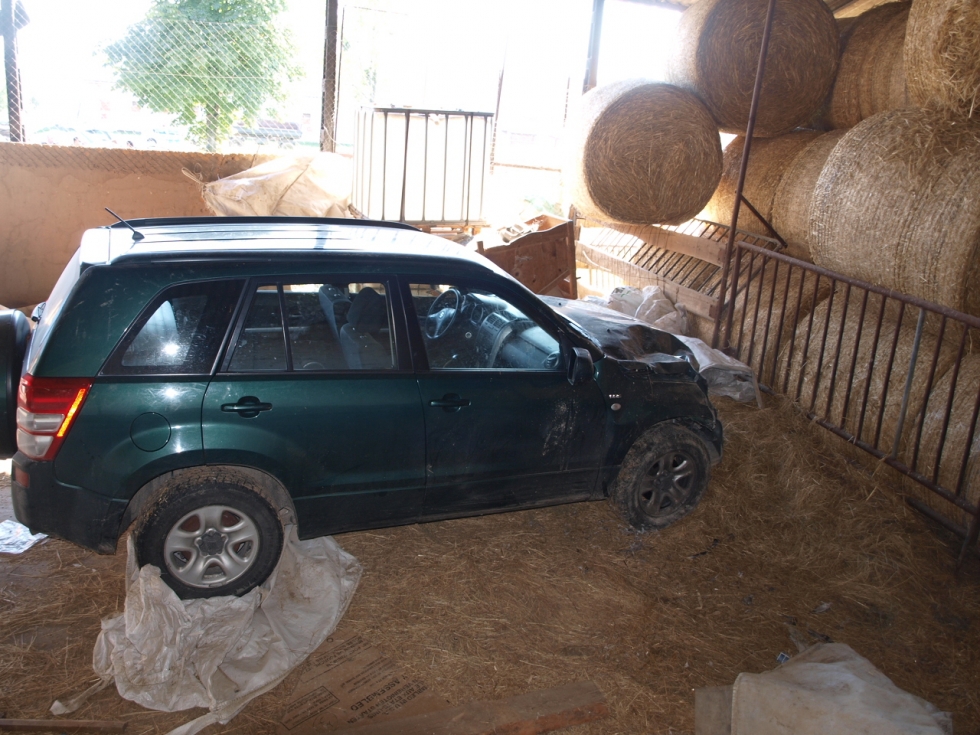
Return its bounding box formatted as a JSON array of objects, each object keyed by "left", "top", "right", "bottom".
[{"left": 106, "top": 0, "right": 300, "bottom": 150}]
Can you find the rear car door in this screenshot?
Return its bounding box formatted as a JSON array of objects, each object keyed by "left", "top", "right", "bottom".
[
  {"left": 202, "top": 278, "right": 426, "bottom": 538},
  {"left": 403, "top": 277, "right": 607, "bottom": 518}
]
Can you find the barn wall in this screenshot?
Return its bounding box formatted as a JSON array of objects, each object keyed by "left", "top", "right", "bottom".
[{"left": 0, "top": 144, "right": 271, "bottom": 308}]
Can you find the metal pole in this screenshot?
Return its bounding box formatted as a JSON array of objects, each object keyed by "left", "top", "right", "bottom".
[
  {"left": 711, "top": 0, "right": 778, "bottom": 350},
  {"left": 1, "top": 0, "right": 24, "bottom": 142},
  {"left": 320, "top": 0, "right": 339, "bottom": 152},
  {"left": 583, "top": 0, "right": 604, "bottom": 93}
]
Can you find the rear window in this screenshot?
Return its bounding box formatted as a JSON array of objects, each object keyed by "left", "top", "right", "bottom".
[
  {"left": 26, "top": 250, "right": 81, "bottom": 374},
  {"left": 102, "top": 280, "right": 244, "bottom": 375}
]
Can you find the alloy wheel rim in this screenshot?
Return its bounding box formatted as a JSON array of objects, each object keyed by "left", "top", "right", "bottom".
[
  {"left": 638, "top": 451, "right": 695, "bottom": 518},
  {"left": 163, "top": 504, "right": 260, "bottom": 588}
]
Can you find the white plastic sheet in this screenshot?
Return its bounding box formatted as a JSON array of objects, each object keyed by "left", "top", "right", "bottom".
[
  {"left": 674, "top": 335, "right": 758, "bottom": 403},
  {"left": 0, "top": 519, "right": 47, "bottom": 554},
  {"left": 52, "top": 528, "right": 361, "bottom": 735},
  {"left": 732, "top": 643, "right": 952, "bottom": 735},
  {"left": 201, "top": 153, "right": 352, "bottom": 218}
]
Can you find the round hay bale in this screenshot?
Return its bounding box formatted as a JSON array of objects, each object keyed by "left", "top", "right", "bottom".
[
  {"left": 666, "top": 0, "right": 840, "bottom": 137},
  {"left": 905, "top": 0, "right": 980, "bottom": 119},
  {"left": 564, "top": 80, "right": 722, "bottom": 226},
  {"left": 777, "top": 286, "right": 957, "bottom": 451},
  {"left": 700, "top": 132, "right": 821, "bottom": 235},
  {"left": 804, "top": 16, "right": 862, "bottom": 131},
  {"left": 908, "top": 353, "right": 980, "bottom": 527},
  {"left": 826, "top": 2, "right": 911, "bottom": 129},
  {"left": 809, "top": 108, "right": 980, "bottom": 316},
  {"left": 771, "top": 130, "right": 848, "bottom": 261}
]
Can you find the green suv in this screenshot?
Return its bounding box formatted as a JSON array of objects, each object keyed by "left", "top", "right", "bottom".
[{"left": 0, "top": 217, "right": 722, "bottom": 598}]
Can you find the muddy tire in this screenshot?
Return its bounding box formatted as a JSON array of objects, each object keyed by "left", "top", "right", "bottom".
[
  {"left": 136, "top": 480, "right": 284, "bottom": 599},
  {"left": 611, "top": 423, "right": 710, "bottom": 531},
  {"left": 0, "top": 309, "right": 31, "bottom": 459}
]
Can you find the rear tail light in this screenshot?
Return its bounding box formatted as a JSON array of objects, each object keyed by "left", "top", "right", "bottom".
[{"left": 16, "top": 374, "right": 92, "bottom": 461}]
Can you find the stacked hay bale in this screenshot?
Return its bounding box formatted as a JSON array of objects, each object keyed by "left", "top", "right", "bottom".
[
  {"left": 564, "top": 80, "right": 722, "bottom": 225},
  {"left": 770, "top": 130, "right": 848, "bottom": 260},
  {"left": 905, "top": 0, "right": 980, "bottom": 119},
  {"left": 808, "top": 108, "right": 980, "bottom": 317},
  {"left": 666, "top": 0, "right": 840, "bottom": 137},
  {"left": 822, "top": 2, "right": 912, "bottom": 129},
  {"left": 699, "top": 132, "right": 820, "bottom": 236}
]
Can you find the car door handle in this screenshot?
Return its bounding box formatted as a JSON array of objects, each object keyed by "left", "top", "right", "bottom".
[
  {"left": 221, "top": 397, "right": 273, "bottom": 418},
  {"left": 429, "top": 393, "right": 471, "bottom": 412}
]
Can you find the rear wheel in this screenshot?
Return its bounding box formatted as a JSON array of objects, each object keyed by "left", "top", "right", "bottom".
[
  {"left": 611, "top": 424, "right": 710, "bottom": 531},
  {"left": 136, "top": 481, "right": 284, "bottom": 599},
  {"left": 0, "top": 309, "right": 31, "bottom": 459}
]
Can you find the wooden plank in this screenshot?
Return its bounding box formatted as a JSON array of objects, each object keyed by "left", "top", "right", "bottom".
[
  {"left": 331, "top": 681, "right": 608, "bottom": 735},
  {"left": 0, "top": 719, "right": 126, "bottom": 733},
  {"left": 578, "top": 242, "right": 720, "bottom": 320},
  {"left": 483, "top": 221, "right": 576, "bottom": 298},
  {"left": 608, "top": 223, "right": 726, "bottom": 266}
]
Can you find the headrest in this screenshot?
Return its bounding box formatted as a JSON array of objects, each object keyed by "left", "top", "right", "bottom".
[{"left": 346, "top": 287, "right": 387, "bottom": 332}]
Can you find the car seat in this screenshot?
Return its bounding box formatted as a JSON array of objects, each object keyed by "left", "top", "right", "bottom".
[{"left": 339, "top": 288, "right": 391, "bottom": 369}]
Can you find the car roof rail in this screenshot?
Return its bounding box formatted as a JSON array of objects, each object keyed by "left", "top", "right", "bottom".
[{"left": 106, "top": 216, "right": 421, "bottom": 234}]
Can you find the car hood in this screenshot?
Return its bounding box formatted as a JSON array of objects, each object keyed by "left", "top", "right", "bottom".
[{"left": 541, "top": 296, "right": 696, "bottom": 370}]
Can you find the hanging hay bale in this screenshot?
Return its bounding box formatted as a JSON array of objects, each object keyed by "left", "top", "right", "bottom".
[
  {"left": 771, "top": 130, "right": 848, "bottom": 261},
  {"left": 700, "top": 132, "right": 821, "bottom": 235},
  {"left": 809, "top": 108, "right": 980, "bottom": 317},
  {"left": 564, "top": 80, "right": 722, "bottom": 226},
  {"left": 666, "top": 0, "right": 840, "bottom": 137},
  {"left": 824, "top": 2, "right": 911, "bottom": 129},
  {"left": 905, "top": 0, "right": 980, "bottom": 119},
  {"left": 906, "top": 352, "right": 980, "bottom": 527},
  {"left": 777, "top": 286, "right": 958, "bottom": 454}
]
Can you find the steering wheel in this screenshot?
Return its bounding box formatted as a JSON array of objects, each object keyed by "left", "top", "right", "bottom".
[{"left": 425, "top": 288, "right": 462, "bottom": 339}]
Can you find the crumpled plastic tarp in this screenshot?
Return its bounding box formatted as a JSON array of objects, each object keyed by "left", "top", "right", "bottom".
[
  {"left": 732, "top": 643, "right": 952, "bottom": 735},
  {"left": 543, "top": 296, "right": 757, "bottom": 403},
  {"left": 52, "top": 528, "right": 361, "bottom": 735},
  {"left": 201, "top": 153, "right": 352, "bottom": 218},
  {"left": 0, "top": 519, "right": 47, "bottom": 554}
]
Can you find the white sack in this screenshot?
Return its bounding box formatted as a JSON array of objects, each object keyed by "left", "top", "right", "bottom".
[
  {"left": 635, "top": 286, "right": 674, "bottom": 325},
  {"left": 732, "top": 643, "right": 952, "bottom": 735},
  {"left": 606, "top": 286, "right": 645, "bottom": 316},
  {"left": 674, "top": 335, "right": 757, "bottom": 403},
  {"left": 203, "top": 153, "right": 352, "bottom": 218},
  {"left": 53, "top": 528, "right": 361, "bottom": 734}
]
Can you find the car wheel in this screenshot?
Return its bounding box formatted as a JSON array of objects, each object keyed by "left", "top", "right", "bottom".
[
  {"left": 611, "top": 423, "right": 710, "bottom": 531},
  {"left": 135, "top": 481, "right": 284, "bottom": 599},
  {"left": 1, "top": 309, "right": 31, "bottom": 459}
]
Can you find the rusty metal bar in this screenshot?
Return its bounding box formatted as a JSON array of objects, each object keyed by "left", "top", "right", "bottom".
[
  {"left": 856, "top": 296, "right": 887, "bottom": 443},
  {"left": 910, "top": 315, "right": 947, "bottom": 471},
  {"left": 808, "top": 279, "right": 836, "bottom": 415},
  {"left": 891, "top": 308, "right": 927, "bottom": 459},
  {"left": 932, "top": 324, "right": 969, "bottom": 485},
  {"left": 840, "top": 288, "right": 869, "bottom": 427},
  {"left": 739, "top": 195, "right": 787, "bottom": 250},
  {"left": 824, "top": 282, "right": 852, "bottom": 421},
  {"left": 873, "top": 302, "right": 905, "bottom": 449},
  {"left": 713, "top": 0, "right": 779, "bottom": 350}
]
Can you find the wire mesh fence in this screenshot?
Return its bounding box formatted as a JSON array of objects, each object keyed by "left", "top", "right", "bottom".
[{"left": 1, "top": 0, "right": 324, "bottom": 154}]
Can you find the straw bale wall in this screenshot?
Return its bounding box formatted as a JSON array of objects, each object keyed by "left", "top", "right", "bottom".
[
  {"left": 564, "top": 80, "right": 722, "bottom": 226},
  {"left": 808, "top": 108, "right": 980, "bottom": 317},
  {"left": 666, "top": 0, "right": 839, "bottom": 137}
]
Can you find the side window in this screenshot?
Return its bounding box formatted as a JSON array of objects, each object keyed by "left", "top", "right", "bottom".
[
  {"left": 104, "top": 280, "right": 244, "bottom": 375},
  {"left": 409, "top": 283, "right": 562, "bottom": 371},
  {"left": 225, "top": 281, "right": 395, "bottom": 372}
]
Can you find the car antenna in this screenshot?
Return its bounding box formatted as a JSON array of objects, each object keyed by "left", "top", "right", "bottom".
[{"left": 105, "top": 207, "right": 145, "bottom": 241}]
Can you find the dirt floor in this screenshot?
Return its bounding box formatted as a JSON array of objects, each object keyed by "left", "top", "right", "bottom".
[{"left": 1, "top": 395, "right": 978, "bottom": 734}]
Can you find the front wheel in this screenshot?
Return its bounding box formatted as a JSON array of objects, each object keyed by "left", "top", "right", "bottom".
[
  {"left": 611, "top": 424, "right": 710, "bottom": 531},
  {"left": 135, "top": 481, "right": 284, "bottom": 599}
]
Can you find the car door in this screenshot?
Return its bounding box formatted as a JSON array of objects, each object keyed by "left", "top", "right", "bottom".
[
  {"left": 403, "top": 277, "right": 607, "bottom": 518},
  {"left": 202, "top": 278, "right": 426, "bottom": 538}
]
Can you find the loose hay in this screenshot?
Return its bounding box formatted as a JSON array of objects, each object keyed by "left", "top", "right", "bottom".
[
  {"left": 824, "top": 2, "right": 911, "bottom": 129},
  {"left": 701, "top": 132, "right": 821, "bottom": 236},
  {"left": 771, "top": 130, "right": 848, "bottom": 261},
  {"left": 905, "top": 0, "right": 980, "bottom": 119},
  {"left": 564, "top": 80, "right": 722, "bottom": 226},
  {"left": 809, "top": 108, "right": 980, "bottom": 317},
  {"left": 666, "top": 0, "right": 840, "bottom": 137}
]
